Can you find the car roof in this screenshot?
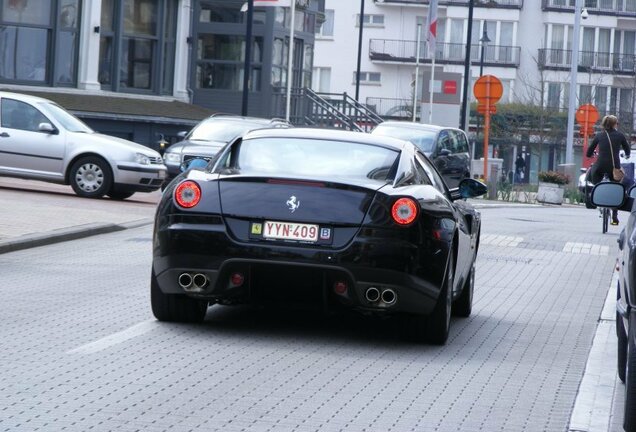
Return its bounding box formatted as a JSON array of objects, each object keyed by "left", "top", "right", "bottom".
[
  {"left": 375, "top": 121, "right": 463, "bottom": 133},
  {"left": 243, "top": 127, "right": 409, "bottom": 151},
  {"left": 202, "top": 114, "right": 288, "bottom": 125},
  {"left": 0, "top": 91, "right": 55, "bottom": 105}
]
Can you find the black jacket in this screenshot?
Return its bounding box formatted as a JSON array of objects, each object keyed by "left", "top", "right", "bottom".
[{"left": 586, "top": 128, "right": 630, "bottom": 182}]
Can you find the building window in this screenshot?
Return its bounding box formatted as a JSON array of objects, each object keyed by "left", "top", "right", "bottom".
[
  {"left": 547, "top": 83, "right": 562, "bottom": 109},
  {"left": 98, "top": 0, "right": 177, "bottom": 95},
  {"left": 199, "top": 1, "right": 266, "bottom": 25},
  {"left": 0, "top": 0, "right": 81, "bottom": 86},
  {"left": 312, "top": 67, "right": 331, "bottom": 93},
  {"left": 317, "top": 9, "right": 333, "bottom": 37},
  {"left": 195, "top": 35, "right": 263, "bottom": 90},
  {"left": 271, "top": 37, "right": 288, "bottom": 88},
  {"left": 357, "top": 14, "right": 384, "bottom": 27},
  {"left": 353, "top": 71, "right": 381, "bottom": 85}
]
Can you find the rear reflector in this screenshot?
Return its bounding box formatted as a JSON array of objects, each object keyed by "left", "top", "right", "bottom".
[
  {"left": 231, "top": 273, "right": 244, "bottom": 287},
  {"left": 175, "top": 181, "right": 201, "bottom": 208},
  {"left": 333, "top": 281, "right": 347, "bottom": 295},
  {"left": 391, "top": 197, "right": 418, "bottom": 225}
]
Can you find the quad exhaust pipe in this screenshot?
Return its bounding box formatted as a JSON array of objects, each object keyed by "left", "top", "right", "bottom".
[
  {"left": 365, "top": 287, "right": 397, "bottom": 306},
  {"left": 179, "top": 272, "right": 209, "bottom": 292}
]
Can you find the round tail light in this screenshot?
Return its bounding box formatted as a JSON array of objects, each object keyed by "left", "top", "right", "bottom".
[
  {"left": 391, "top": 197, "right": 418, "bottom": 225},
  {"left": 174, "top": 181, "right": 201, "bottom": 208}
]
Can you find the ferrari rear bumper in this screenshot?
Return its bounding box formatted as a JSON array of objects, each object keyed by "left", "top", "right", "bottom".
[{"left": 153, "top": 221, "right": 450, "bottom": 315}]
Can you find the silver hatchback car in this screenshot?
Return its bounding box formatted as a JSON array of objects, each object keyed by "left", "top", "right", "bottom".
[{"left": 0, "top": 91, "right": 167, "bottom": 199}]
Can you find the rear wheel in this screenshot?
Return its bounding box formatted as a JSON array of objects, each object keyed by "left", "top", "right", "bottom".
[
  {"left": 602, "top": 207, "right": 609, "bottom": 234},
  {"left": 151, "top": 272, "right": 208, "bottom": 323},
  {"left": 453, "top": 264, "right": 474, "bottom": 317},
  {"left": 619, "top": 311, "right": 627, "bottom": 383},
  {"left": 424, "top": 253, "right": 453, "bottom": 344},
  {"left": 69, "top": 156, "right": 112, "bottom": 198}
]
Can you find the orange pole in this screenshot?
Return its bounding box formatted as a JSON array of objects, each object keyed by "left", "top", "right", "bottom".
[{"left": 483, "top": 78, "right": 491, "bottom": 181}]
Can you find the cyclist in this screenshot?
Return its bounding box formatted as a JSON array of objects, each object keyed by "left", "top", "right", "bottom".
[{"left": 586, "top": 115, "right": 630, "bottom": 225}]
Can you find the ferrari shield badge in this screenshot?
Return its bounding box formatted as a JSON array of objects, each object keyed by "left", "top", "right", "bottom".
[{"left": 286, "top": 195, "right": 300, "bottom": 213}]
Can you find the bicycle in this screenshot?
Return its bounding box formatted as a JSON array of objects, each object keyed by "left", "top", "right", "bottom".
[
  {"left": 601, "top": 206, "right": 610, "bottom": 233},
  {"left": 584, "top": 169, "right": 612, "bottom": 233}
]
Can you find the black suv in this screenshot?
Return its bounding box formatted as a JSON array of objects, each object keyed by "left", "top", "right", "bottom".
[
  {"left": 371, "top": 121, "right": 471, "bottom": 188},
  {"left": 162, "top": 115, "right": 290, "bottom": 186}
]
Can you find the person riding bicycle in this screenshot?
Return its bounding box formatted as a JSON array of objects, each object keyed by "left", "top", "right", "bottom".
[{"left": 586, "top": 114, "right": 630, "bottom": 225}]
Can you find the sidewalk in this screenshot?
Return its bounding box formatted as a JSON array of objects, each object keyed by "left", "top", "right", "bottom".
[{"left": 0, "top": 178, "right": 160, "bottom": 254}]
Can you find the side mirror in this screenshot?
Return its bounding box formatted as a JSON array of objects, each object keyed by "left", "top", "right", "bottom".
[
  {"left": 177, "top": 131, "right": 188, "bottom": 139},
  {"left": 591, "top": 182, "right": 625, "bottom": 208},
  {"left": 39, "top": 122, "right": 57, "bottom": 134},
  {"left": 450, "top": 178, "right": 488, "bottom": 200}
]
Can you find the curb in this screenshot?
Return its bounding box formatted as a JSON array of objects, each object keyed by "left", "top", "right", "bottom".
[
  {"left": 568, "top": 270, "right": 620, "bottom": 432},
  {"left": 0, "top": 218, "right": 154, "bottom": 255}
]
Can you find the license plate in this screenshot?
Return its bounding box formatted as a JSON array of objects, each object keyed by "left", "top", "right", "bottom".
[
  {"left": 158, "top": 170, "right": 166, "bottom": 179},
  {"left": 263, "top": 221, "right": 319, "bottom": 242}
]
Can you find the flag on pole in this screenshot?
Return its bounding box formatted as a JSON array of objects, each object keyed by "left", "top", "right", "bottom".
[
  {"left": 253, "top": 0, "right": 291, "bottom": 6},
  {"left": 426, "top": 0, "right": 438, "bottom": 58}
]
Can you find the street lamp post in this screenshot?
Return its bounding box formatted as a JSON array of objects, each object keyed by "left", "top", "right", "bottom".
[
  {"left": 565, "top": 0, "right": 584, "bottom": 167},
  {"left": 459, "top": 0, "right": 474, "bottom": 131},
  {"left": 479, "top": 23, "right": 490, "bottom": 77}
]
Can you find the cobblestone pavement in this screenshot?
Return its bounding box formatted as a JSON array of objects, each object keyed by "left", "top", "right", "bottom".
[{"left": 0, "top": 204, "right": 621, "bottom": 431}]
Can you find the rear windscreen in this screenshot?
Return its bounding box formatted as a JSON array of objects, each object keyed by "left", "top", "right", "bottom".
[
  {"left": 235, "top": 138, "right": 399, "bottom": 181},
  {"left": 372, "top": 126, "right": 436, "bottom": 153}
]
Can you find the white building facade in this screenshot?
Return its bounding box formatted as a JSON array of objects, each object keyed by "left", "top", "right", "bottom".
[{"left": 314, "top": 0, "right": 636, "bottom": 129}]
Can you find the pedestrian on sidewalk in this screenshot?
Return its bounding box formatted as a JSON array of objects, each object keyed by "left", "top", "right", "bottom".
[
  {"left": 514, "top": 155, "right": 526, "bottom": 183},
  {"left": 586, "top": 114, "right": 630, "bottom": 225}
]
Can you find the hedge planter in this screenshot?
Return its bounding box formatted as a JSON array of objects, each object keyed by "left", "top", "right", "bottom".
[{"left": 537, "top": 182, "right": 564, "bottom": 205}]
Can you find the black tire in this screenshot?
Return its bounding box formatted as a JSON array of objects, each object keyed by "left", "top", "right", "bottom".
[
  {"left": 619, "top": 311, "right": 628, "bottom": 383},
  {"left": 107, "top": 190, "right": 135, "bottom": 200},
  {"left": 424, "top": 252, "right": 453, "bottom": 344},
  {"left": 453, "top": 264, "right": 474, "bottom": 317},
  {"left": 151, "top": 272, "right": 208, "bottom": 323},
  {"left": 69, "top": 156, "right": 112, "bottom": 198}
]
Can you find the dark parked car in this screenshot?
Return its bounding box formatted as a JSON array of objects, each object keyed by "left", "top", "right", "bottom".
[
  {"left": 371, "top": 121, "right": 471, "bottom": 188},
  {"left": 162, "top": 115, "right": 289, "bottom": 186},
  {"left": 152, "top": 128, "right": 486, "bottom": 344},
  {"left": 590, "top": 182, "right": 636, "bottom": 430}
]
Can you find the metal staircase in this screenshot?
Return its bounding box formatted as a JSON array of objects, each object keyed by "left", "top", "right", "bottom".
[{"left": 304, "top": 89, "right": 383, "bottom": 132}]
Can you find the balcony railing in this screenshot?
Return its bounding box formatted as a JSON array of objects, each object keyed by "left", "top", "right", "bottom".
[
  {"left": 370, "top": 39, "right": 520, "bottom": 67},
  {"left": 542, "top": 0, "right": 636, "bottom": 17},
  {"left": 538, "top": 48, "right": 636, "bottom": 74},
  {"left": 375, "top": 0, "right": 523, "bottom": 7}
]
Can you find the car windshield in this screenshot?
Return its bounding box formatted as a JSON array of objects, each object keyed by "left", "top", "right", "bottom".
[
  {"left": 188, "top": 119, "right": 269, "bottom": 142},
  {"left": 234, "top": 138, "right": 399, "bottom": 181},
  {"left": 372, "top": 126, "right": 436, "bottom": 153},
  {"left": 41, "top": 103, "right": 93, "bottom": 133}
]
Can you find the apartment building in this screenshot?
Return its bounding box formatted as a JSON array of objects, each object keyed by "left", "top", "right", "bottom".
[
  {"left": 313, "top": 0, "right": 636, "bottom": 176},
  {"left": 0, "top": 0, "right": 323, "bottom": 147}
]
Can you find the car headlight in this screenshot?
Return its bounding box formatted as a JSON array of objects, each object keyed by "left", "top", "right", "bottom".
[
  {"left": 164, "top": 152, "right": 181, "bottom": 164},
  {"left": 135, "top": 153, "right": 151, "bottom": 165}
]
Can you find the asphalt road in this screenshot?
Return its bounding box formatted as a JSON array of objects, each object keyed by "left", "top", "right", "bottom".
[{"left": 0, "top": 204, "right": 622, "bottom": 431}]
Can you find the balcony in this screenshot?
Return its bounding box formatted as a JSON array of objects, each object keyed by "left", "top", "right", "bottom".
[
  {"left": 375, "top": 0, "right": 523, "bottom": 7},
  {"left": 370, "top": 39, "right": 521, "bottom": 67},
  {"left": 538, "top": 48, "right": 636, "bottom": 74},
  {"left": 542, "top": 0, "right": 636, "bottom": 17}
]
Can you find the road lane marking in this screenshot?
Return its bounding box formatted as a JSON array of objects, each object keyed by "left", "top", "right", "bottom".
[
  {"left": 563, "top": 242, "right": 609, "bottom": 256},
  {"left": 67, "top": 320, "right": 158, "bottom": 354},
  {"left": 480, "top": 234, "right": 523, "bottom": 247}
]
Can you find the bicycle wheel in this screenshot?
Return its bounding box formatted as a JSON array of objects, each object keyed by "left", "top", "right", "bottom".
[{"left": 603, "top": 207, "right": 609, "bottom": 233}]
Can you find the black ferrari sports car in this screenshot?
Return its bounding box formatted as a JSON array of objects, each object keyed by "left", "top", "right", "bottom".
[{"left": 152, "top": 128, "right": 487, "bottom": 344}]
